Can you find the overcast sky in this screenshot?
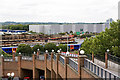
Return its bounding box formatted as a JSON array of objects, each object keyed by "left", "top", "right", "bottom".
[{"left": 0, "top": 0, "right": 120, "bottom": 23}]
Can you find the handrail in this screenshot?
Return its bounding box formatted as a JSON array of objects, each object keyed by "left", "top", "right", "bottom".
[
  {"left": 84, "top": 58, "right": 120, "bottom": 79},
  {"left": 59, "top": 56, "right": 64, "bottom": 64},
  {"left": 53, "top": 54, "right": 56, "bottom": 60},
  {"left": 68, "top": 58, "right": 78, "bottom": 72},
  {"left": 47, "top": 54, "right": 51, "bottom": 60},
  {"left": 22, "top": 56, "right": 32, "bottom": 61},
  {"left": 108, "top": 54, "right": 120, "bottom": 65}
]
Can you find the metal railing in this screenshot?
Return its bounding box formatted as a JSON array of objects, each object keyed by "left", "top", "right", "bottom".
[
  {"left": 59, "top": 56, "right": 64, "bottom": 64},
  {"left": 94, "top": 54, "right": 105, "bottom": 62},
  {"left": 36, "top": 55, "right": 45, "bottom": 60},
  {"left": 68, "top": 54, "right": 78, "bottom": 57},
  {"left": 84, "top": 58, "right": 120, "bottom": 80},
  {"left": 47, "top": 54, "right": 51, "bottom": 60},
  {"left": 108, "top": 54, "right": 120, "bottom": 65},
  {"left": 53, "top": 54, "right": 56, "bottom": 60},
  {"left": 40, "top": 52, "right": 44, "bottom": 55},
  {"left": 68, "top": 58, "right": 78, "bottom": 72},
  {"left": 4, "top": 56, "right": 13, "bottom": 62},
  {"left": 85, "top": 54, "right": 92, "bottom": 60},
  {"left": 22, "top": 56, "right": 32, "bottom": 61},
  {"left": 61, "top": 52, "right": 78, "bottom": 57}
]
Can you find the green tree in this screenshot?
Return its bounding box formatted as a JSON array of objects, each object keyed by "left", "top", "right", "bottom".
[
  {"left": 57, "top": 44, "right": 68, "bottom": 52},
  {"left": 16, "top": 44, "right": 32, "bottom": 56},
  {"left": 58, "top": 32, "right": 65, "bottom": 35},
  {"left": 32, "top": 44, "right": 44, "bottom": 53},
  {"left": 80, "top": 20, "right": 120, "bottom": 57},
  {"left": 44, "top": 43, "right": 58, "bottom": 52},
  {"left": 70, "top": 31, "right": 73, "bottom": 34}
]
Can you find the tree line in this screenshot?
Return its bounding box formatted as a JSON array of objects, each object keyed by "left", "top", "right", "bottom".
[
  {"left": 2, "top": 24, "right": 29, "bottom": 31},
  {"left": 16, "top": 43, "right": 69, "bottom": 56},
  {"left": 80, "top": 20, "right": 120, "bottom": 57}
]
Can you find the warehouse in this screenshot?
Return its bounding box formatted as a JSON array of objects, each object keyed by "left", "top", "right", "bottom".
[{"left": 29, "top": 22, "right": 110, "bottom": 34}]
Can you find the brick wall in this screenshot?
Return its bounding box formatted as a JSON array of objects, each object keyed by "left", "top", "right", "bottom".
[
  {"left": 21, "top": 60, "right": 33, "bottom": 70},
  {"left": 58, "top": 61, "right": 65, "bottom": 78},
  {"left": 81, "top": 68, "right": 99, "bottom": 79},
  {"left": 47, "top": 60, "right": 51, "bottom": 70},
  {"left": 3, "top": 62, "right": 18, "bottom": 77},
  {"left": 53, "top": 60, "right": 57, "bottom": 73},
  {"left": 35, "top": 60, "right": 45, "bottom": 70},
  {"left": 67, "top": 64, "right": 79, "bottom": 78}
]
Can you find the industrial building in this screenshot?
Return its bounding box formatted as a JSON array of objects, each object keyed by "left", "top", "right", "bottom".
[
  {"left": 29, "top": 20, "right": 112, "bottom": 34},
  {"left": 118, "top": 1, "right": 120, "bottom": 20}
]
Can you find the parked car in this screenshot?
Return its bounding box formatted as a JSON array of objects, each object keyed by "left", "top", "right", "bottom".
[{"left": 40, "top": 76, "right": 45, "bottom": 80}]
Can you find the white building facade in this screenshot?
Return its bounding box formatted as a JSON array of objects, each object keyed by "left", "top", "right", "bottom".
[
  {"left": 118, "top": 1, "right": 120, "bottom": 20},
  {"left": 29, "top": 23, "right": 110, "bottom": 34}
]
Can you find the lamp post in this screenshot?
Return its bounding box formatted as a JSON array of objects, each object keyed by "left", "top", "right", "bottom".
[
  {"left": 19, "top": 52, "right": 21, "bottom": 55},
  {"left": 59, "top": 48, "right": 62, "bottom": 53},
  {"left": 12, "top": 51, "right": 15, "bottom": 61},
  {"left": 45, "top": 50, "right": 48, "bottom": 54},
  {"left": 80, "top": 50, "right": 84, "bottom": 55},
  {"left": 37, "top": 48, "right": 40, "bottom": 56},
  {"left": 52, "top": 49, "right": 54, "bottom": 53},
  {"left": 1, "top": 54, "right": 3, "bottom": 57},
  {"left": 107, "top": 49, "right": 110, "bottom": 53},
  {"left": 105, "top": 49, "right": 109, "bottom": 68},
  {"left": 57, "top": 50, "right": 60, "bottom": 53},
  {"left": 78, "top": 49, "right": 80, "bottom": 55},
  {"left": 67, "top": 34, "right": 68, "bottom": 53},
  {"left": 7, "top": 72, "right": 14, "bottom": 80}
]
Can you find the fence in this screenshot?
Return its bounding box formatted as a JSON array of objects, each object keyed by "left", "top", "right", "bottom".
[
  {"left": 47, "top": 54, "right": 51, "bottom": 60},
  {"left": 22, "top": 56, "right": 32, "bottom": 61},
  {"left": 68, "top": 58, "right": 78, "bottom": 72},
  {"left": 40, "top": 52, "right": 45, "bottom": 55},
  {"left": 94, "top": 54, "right": 105, "bottom": 62},
  {"left": 108, "top": 54, "right": 120, "bottom": 65},
  {"left": 85, "top": 54, "right": 92, "bottom": 60},
  {"left": 36, "top": 55, "right": 45, "bottom": 60},
  {"left": 59, "top": 56, "right": 64, "bottom": 64},
  {"left": 4, "top": 56, "right": 13, "bottom": 62},
  {"left": 53, "top": 54, "right": 56, "bottom": 60},
  {"left": 61, "top": 52, "right": 78, "bottom": 57},
  {"left": 84, "top": 58, "right": 120, "bottom": 80}
]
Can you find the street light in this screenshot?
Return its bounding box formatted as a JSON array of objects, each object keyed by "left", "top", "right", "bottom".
[
  {"left": 67, "top": 34, "right": 68, "bottom": 52},
  {"left": 66, "top": 51, "right": 69, "bottom": 55},
  {"left": 80, "top": 50, "right": 85, "bottom": 55},
  {"left": 57, "top": 50, "right": 60, "bottom": 53},
  {"left": 34, "top": 51, "right": 36, "bottom": 54},
  {"left": 11, "top": 72, "right": 15, "bottom": 77},
  {"left": 7, "top": 72, "right": 15, "bottom": 80},
  {"left": 37, "top": 49, "right": 39, "bottom": 51},
  {"left": 7, "top": 73, "right": 10, "bottom": 77},
  {"left": 1, "top": 54, "right": 3, "bottom": 57},
  {"left": 107, "top": 49, "right": 110, "bottom": 52},
  {"left": 59, "top": 48, "right": 62, "bottom": 51},
  {"left": 45, "top": 50, "right": 48, "bottom": 53},
  {"left": 52, "top": 50, "right": 54, "bottom": 52},
  {"left": 19, "top": 52, "right": 21, "bottom": 55}
]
